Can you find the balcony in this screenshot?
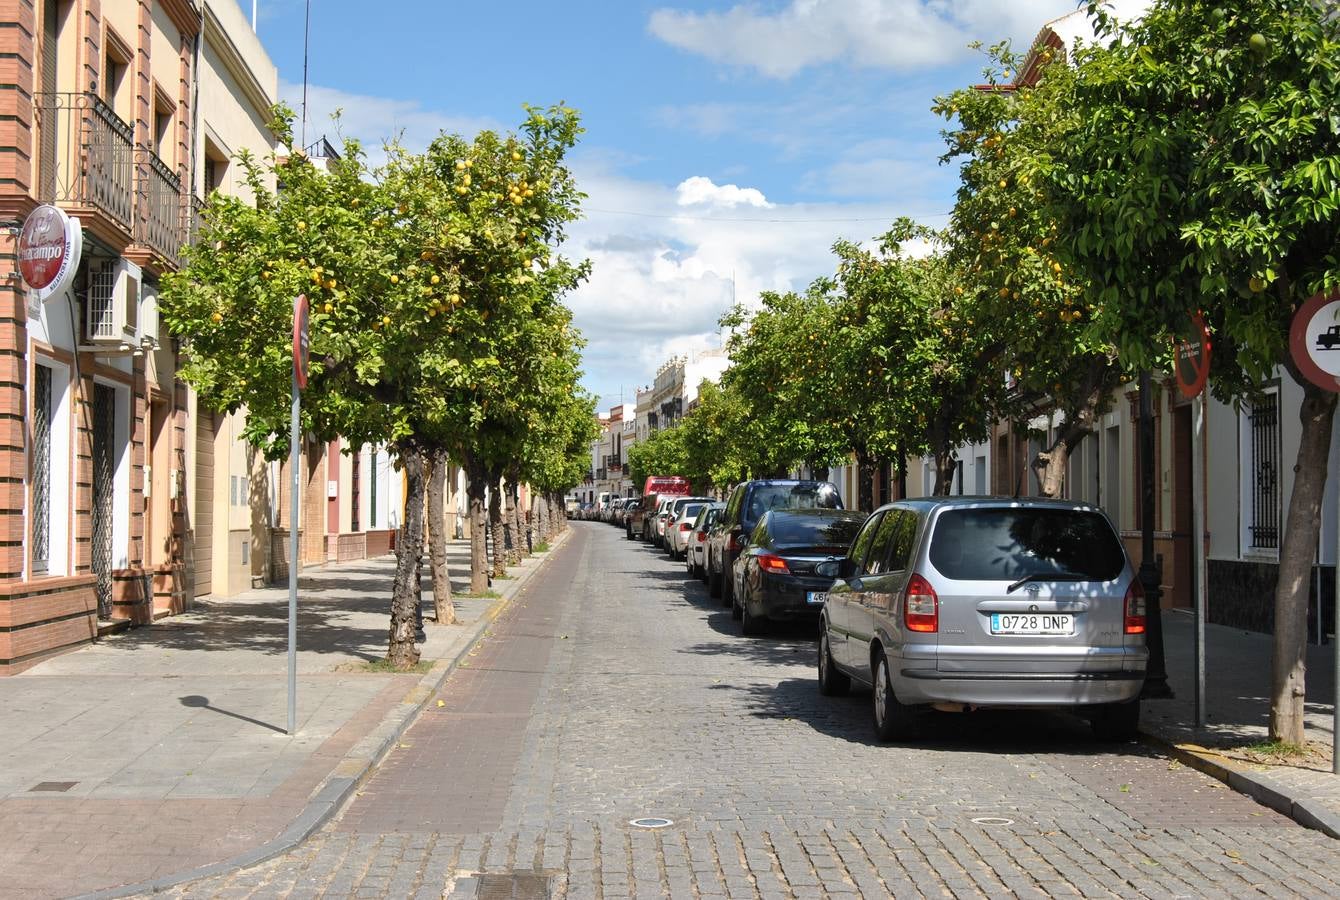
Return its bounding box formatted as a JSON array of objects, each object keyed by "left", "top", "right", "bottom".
[
  {"left": 137, "top": 151, "right": 184, "bottom": 266},
  {"left": 188, "top": 194, "right": 206, "bottom": 244},
  {"left": 34, "top": 92, "right": 135, "bottom": 232}
]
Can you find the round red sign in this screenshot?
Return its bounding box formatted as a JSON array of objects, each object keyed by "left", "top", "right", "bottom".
[
  {"left": 1174, "top": 311, "right": 1212, "bottom": 399},
  {"left": 18, "top": 204, "right": 80, "bottom": 299},
  {"left": 1289, "top": 289, "right": 1340, "bottom": 393}
]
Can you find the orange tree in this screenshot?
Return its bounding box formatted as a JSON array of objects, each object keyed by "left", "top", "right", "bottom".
[
  {"left": 1034, "top": 1, "right": 1340, "bottom": 743},
  {"left": 935, "top": 43, "right": 1123, "bottom": 498}
]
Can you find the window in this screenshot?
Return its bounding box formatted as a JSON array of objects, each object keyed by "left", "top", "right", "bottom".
[
  {"left": 351, "top": 450, "right": 361, "bottom": 533},
  {"left": 928, "top": 507, "right": 1126, "bottom": 582},
  {"left": 1246, "top": 391, "right": 1281, "bottom": 551},
  {"left": 887, "top": 511, "right": 918, "bottom": 572},
  {"left": 847, "top": 512, "right": 883, "bottom": 572},
  {"left": 369, "top": 450, "right": 378, "bottom": 528},
  {"left": 864, "top": 510, "right": 908, "bottom": 575}
]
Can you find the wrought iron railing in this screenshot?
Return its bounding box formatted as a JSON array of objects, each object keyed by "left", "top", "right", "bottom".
[
  {"left": 33, "top": 92, "right": 135, "bottom": 231},
  {"left": 1248, "top": 392, "right": 1280, "bottom": 550},
  {"left": 188, "top": 193, "right": 206, "bottom": 244},
  {"left": 139, "top": 151, "right": 184, "bottom": 265}
]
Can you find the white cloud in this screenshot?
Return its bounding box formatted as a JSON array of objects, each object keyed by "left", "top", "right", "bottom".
[
  {"left": 648, "top": 0, "right": 1079, "bottom": 78},
  {"left": 566, "top": 162, "right": 941, "bottom": 410},
  {"left": 676, "top": 176, "right": 773, "bottom": 209}
]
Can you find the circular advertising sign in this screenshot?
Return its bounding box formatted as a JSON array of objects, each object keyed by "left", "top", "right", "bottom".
[
  {"left": 17, "top": 204, "right": 82, "bottom": 302},
  {"left": 1174, "top": 311, "right": 1212, "bottom": 399},
  {"left": 1289, "top": 289, "right": 1340, "bottom": 393},
  {"left": 293, "top": 294, "right": 310, "bottom": 390}
]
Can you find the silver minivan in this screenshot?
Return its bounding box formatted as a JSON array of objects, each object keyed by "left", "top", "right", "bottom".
[{"left": 816, "top": 497, "right": 1147, "bottom": 742}]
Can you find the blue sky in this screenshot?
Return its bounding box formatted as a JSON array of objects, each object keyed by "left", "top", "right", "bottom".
[{"left": 249, "top": 0, "right": 1088, "bottom": 411}]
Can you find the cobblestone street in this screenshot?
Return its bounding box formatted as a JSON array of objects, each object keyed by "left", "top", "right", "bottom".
[{"left": 167, "top": 523, "right": 1340, "bottom": 898}]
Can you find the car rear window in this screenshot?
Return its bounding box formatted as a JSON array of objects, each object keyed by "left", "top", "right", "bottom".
[
  {"left": 770, "top": 515, "right": 864, "bottom": 548},
  {"left": 929, "top": 507, "right": 1126, "bottom": 582},
  {"left": 745, "top": 484, "right": 842, "bottom": 521},
  {"left": 679, "top": 503, "right": 707, "bottom": 520}
]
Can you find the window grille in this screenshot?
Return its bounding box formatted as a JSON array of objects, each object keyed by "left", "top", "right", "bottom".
[
  {"left": 92, "top": 383, "right": 116, "bottom": 617},
  {"left": 1249, "top": 393, "right": 1280, "bottom": 550},
  {"left": 88, "top": 265, "right": 117, "bottom": 339},
  {"left": 32, "top": 365, "right": 52, "bottom": 574},
  {"left": 351, "top": 451, "right": 361, "bottom": 533}
]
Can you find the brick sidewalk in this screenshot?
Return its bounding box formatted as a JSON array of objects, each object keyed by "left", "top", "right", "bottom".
[
  {"left": 0, "top": 534, "right": 567, "bottom": 899},
  {"left": 1142, "top": 609, "right": 1340, "bottom": 836}
]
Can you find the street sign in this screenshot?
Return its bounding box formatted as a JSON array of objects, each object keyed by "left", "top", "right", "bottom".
[
  {"left": 1289, "top": 289, "right": 1340, "bottom": 393},
  {"left": 17, "top": 204, "right": 82, "bottom": 302},
  {"left": 293, "top": 293, "right": 310, "bottom": 390},
  {"left": 1173, "top": 311, "right": 1211, "bottom": 399}
]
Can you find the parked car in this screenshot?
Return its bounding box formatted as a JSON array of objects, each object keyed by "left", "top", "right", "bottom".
[
  {"left": 607, "top": 497, "right": 627, "bottom": 524},
  {"left": 621, "top": 499, "right": 642, "bottom": 535},
  {"left": 707, "top": 480, "right": 843, "bottom": 607},
  {"left": 565, "top": 497, "right": 580, "bottom": 518},
  {"left": 731, "top": 509, "right": 866, "bottom": 634},
  {"left": 685, "top": 503, "right": 725, "bottom": 579},
  {"left": 815, "top": 497, "right": 1146, "bottom": 743},
  {"left": 652, "top": 498, "right": 676, "bottom": 547},
  {"left": 665, "top": 498, "right": 714, "bottom": 561}
]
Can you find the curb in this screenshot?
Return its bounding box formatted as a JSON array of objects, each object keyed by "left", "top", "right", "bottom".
[
  {"left": 81, "top": 527, "right": 574, "bottom": 899},
  {"left": 1140, "top": 730, "right": 1340, "bottom": 840}
]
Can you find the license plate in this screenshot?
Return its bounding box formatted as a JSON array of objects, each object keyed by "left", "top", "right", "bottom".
[
  {"left": 806, "top": 591, "right": 828, "bottom": 605},
  {"left": 991, "top": 613, "right": 1074, "bottom": 635}
]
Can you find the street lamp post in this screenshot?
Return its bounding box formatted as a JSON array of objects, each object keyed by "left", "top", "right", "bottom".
[{"left": 1139, "top": 371, "right": 1174, "bottom": 699}]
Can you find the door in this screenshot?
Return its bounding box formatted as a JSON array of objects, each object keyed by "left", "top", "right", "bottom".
[
  {"left": 827, "top": 511, "right": 883, "bottom": 670},
  {"left": 1170, "top": 404, "right": 1193, "bottom": 608},
  {"left": 91, "top": 384, "right": 116, "bottom": 618},
  {"left": 192, "top": 410, "right": 217, "bottom": 599},
  {"left": 845, "top": 510, "right": 908, "bottom": 670}
]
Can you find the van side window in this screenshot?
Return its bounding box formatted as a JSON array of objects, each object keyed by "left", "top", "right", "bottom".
[
  {"left": 847, "top": 512, "right": 884, "bottom": 573},
  {"left": 725, "top": 486, "right": 744, "bottom": 524},
  {"left": 863, "top": 512, "right": 903, "bottom": 576},
  {"left": 887, "top": 510, "right": 918, "bottom": 572}
]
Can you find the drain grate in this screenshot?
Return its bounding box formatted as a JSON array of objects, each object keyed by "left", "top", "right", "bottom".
[
  {"left": 473, "top": 872, "right": 551, "bottom": 899},
  {"left": 629, "top": 817, "right": 674, "bottom": 829},
  {"left": 29, "top": 781, "right": 77, "bottom": 793}
]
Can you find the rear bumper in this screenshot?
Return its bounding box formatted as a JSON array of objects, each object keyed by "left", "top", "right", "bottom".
[
  {"left": 754, "top": 576, "right": 833, "bottom": 621},
  {"left": 894, "top": 669, "right": 1145, "bottom": 707}
]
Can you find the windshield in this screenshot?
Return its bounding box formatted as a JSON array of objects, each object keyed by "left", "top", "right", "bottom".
[
  {"left": 929, "top": 507, "right": 1126, "bottom": 582},
  {"left": 769, "top": 514, "right": 865, "bottom": 548}
]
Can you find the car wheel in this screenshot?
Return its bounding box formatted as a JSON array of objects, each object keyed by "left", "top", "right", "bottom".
[
  {"left": 818, "top": 630, "right": 849, "bottom": 696},
  {"left": 1091, "top": 699, "right": 1140, "bottom": 742},
  {"left": 708, "top": 564, "right": 722, "bottom": 599},
  {"left": 873, "top": 651, "right": 919, "bottom": 743},
  {"left": 731, "top": 588, "right": 743, "bottom": 621},
  {"left": 740, "top": 593, "right": 764, "bottom": 634},
  {"left": 723, "top": 570, "right": 734, "bottom": 609}
]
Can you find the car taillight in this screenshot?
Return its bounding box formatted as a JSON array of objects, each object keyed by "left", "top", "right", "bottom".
[
  {"left": 696, "top": 532, "right": 706, "bottom": 542},
  {"left": 1124, "top": 579, "right": 1146, "bottom": 634},
  {"left": 728, "top": 532, "right": 743, "bottom": 552},
  {"left": 680, "top": 523, "right": 692, "bottom": 532},
  {"left": 757, "top": 553, "right": 790, "bottom": 574},
  {"left": 904, "top": 573, "right": 938, "bottom": 633}
]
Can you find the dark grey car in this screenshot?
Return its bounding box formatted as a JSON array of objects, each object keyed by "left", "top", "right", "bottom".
[{"left": 817, "top": 497, "right": 1147, "bottom": 743}]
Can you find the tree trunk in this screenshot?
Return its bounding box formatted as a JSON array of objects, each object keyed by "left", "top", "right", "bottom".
[
  {"left": 426, "top": 451, "right": 455, "bottom": 625},
  {"left": 509, "top": 481, "right": 526, "bottom": 561},
  {"left": 896, "top": 450, "right": 908, "bottom": 500},
  {"left": 465, "top": 460, "right": 489, "bottom": 595},
  {"left": 489, "top": 477, "right": 507, "bottom": 578},
  {"left": 551, "top": 491, "right": 564, "bottom": 535},
  {"left": 932, "top": 448, "right": 957, "bottom": 496},
  {"left": 502, "top": 476, "right": 521, "bottom": 565},
  {"left": 1270, "top": 367, "right": 1338, "bottom": 745},
  {"left": 387, "top": 445, "right": 425, "bottom": 669},
  {"left": 855, "top": 448, "right": 875, "bottom": 513}
]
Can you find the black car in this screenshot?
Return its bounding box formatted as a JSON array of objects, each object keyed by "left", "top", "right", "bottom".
[
  {"left": 731, "top": 509, "right": 866, "bottom": 634},
  {"left": 706, "top": 479, "right": 843, "bottom": 607}
]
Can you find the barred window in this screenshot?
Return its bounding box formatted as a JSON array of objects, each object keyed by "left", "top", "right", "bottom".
[
  {"left": 31, "top": 365, "right": 53, "bottom": 574},
  {"left": 1247, "top": 392, "right": 1281, "bottom": 551}
]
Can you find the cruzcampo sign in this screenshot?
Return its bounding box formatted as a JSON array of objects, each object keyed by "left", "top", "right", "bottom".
[{"left": 17, "top": 204, "right": 82, "bottom": 302}]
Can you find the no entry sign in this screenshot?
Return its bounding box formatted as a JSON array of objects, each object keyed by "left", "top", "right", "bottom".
[
  {"left": 1290, "top": 290, "right": 1340, "bottom": 393},
  {"left": 1174, "top": 312, "right": 1212, "bottom": 399}
]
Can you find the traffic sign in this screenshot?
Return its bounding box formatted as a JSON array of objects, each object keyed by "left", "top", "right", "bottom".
[
  {"left": 1289, "top": 289, "right": 1340, "bottom": 393},
  {"left": 1173, "top": 311, "right": 1211, "bottom": 399},
  {"left": 293, "top": 293, "right": 310, "bottom": 390}
]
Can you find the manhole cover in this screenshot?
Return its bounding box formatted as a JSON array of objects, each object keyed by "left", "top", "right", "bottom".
[
  {"left": 970, "top": 816, "right": 1015, "bottom": 826},
  {"left": 629, "top": 817, "right": 674, "bottom": 829},
  {"left": 29, "top": 781, "right": 77, "bottom": 793}
]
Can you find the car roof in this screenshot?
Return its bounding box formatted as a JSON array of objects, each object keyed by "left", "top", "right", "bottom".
[
  {"left": 741, "top": 479, "right": 831, "bottom": 488},
  {"left": 764, "top": 508, "right": 863, "bottom": 520},
  {"left": 873, "top": 495, "right": 1107, "bottom": 516}
]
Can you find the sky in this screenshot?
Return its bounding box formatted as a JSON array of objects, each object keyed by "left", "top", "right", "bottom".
[{"left": 250, "top": 0, "right": 1093, "bottom": 413}]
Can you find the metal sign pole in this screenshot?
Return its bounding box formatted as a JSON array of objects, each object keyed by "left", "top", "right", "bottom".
[
  {"left": 1192, "top": 393, "right": 1207, "bottom": 728},
  {"left": 1334, "top": 487, "right": 1339, "bottom": 774},
  {"left": 288, "top": 369, "right": 299, "bottom": 736}
]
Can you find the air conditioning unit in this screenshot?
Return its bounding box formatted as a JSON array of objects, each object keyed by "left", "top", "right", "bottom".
[
  {"left": 139, "top": 283, "right": 159, "bottom": 346},
  {"left": 86, "top": 259, "right": 140, "bottom": 344}
]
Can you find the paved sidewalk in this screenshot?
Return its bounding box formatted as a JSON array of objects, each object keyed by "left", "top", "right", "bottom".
[
  {"left": 0, "top": 531, "right": 569, "bottom": 899},
  {"left": 1142, "top": 609, "right": 1340, "bottom": 837}
]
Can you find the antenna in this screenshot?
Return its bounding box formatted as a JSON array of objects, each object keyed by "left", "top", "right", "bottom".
[{"left": 300, "top": 0, "right": 311, "bottom": 147}]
